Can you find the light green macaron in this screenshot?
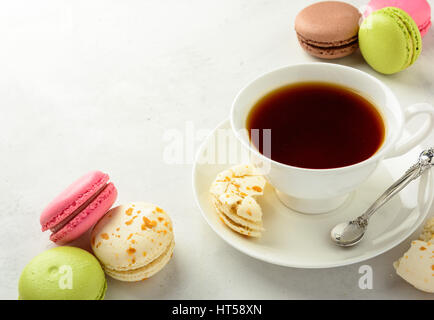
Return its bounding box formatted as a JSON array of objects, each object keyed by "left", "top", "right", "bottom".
[
  {"left": 359, "top": 7, "right": 422, "bottom": 75},
  {"left": 19, "top": 246, "right": 107, "bottom": 300}
]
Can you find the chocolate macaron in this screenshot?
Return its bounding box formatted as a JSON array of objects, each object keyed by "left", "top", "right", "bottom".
[{"left": 295, "top": 1, "right": 361, "bottom": 59}]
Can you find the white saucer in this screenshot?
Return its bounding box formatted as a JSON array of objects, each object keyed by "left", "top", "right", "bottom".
[{"left": 192, "top": 120, "right": 433, "bottom": 268}]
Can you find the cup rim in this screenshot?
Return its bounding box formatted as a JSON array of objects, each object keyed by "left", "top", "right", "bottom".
[{"left": 230, "top": 62, "right": 404, "bottom": 173}]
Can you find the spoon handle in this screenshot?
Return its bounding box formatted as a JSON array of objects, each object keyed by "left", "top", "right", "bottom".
[{"left": 356, "top": 148, "right": 434, "bottom": 227}]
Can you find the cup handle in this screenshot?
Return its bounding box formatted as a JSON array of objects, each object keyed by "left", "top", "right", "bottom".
[{"left": 385, "top": 103, "right": 434, "bottom": 159}]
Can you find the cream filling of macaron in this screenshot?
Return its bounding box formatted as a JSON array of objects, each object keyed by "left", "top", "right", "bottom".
[
  {"left": 50, "top": 183, "right": 108, "bottom": 234},
  {"left": 297, "top": 33, "right": 359, "bottom": 49}
]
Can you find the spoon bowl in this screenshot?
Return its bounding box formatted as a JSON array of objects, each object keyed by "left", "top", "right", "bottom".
[{"left": 331, "top": 221, "right": 366, "bottom": 247}]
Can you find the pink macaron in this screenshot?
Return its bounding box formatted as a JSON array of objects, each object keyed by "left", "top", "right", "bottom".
[
  {"left": 40, "top": 171, "right": 117, "bottom": 245},
  {"left": 364, "top": 0, "right": 431, "bottom": 37}
]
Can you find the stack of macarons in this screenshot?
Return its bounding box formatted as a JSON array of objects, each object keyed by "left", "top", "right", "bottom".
[
  {"left": 19, "top": 170, "right": 176, "bottom": 299},
  {"left": 294, "top": 0, "right": 431, "bottom": 74}
]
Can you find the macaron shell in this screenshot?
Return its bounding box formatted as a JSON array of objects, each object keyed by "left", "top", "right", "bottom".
[
  {"left": 237, "top": 196, "right": 262, "bottom": 222},
  {"left": 359, "top": 9, "right": 413, "bottom": 74},
  {"left": 418, "top": 19, "right": 432, "bottom": 37},
  {"left": 40, "top": 170, "right": 109, "bottom": 231},
  {"left": 95, "top": 279, "right": 107, "bottom": 300},
  {"left": 104, "top": 239, "right": 175, "bottom": 282},
  {"left": 91, "top": 202, "right": 174, "bottom": 274},
  {"left": 393, "top": 240, "right": 434, "bottom": 293},
  {"left": 295, "top": 1, "right": 362, "bottom": 42},
  {"left": 18, "top": 246, "right": 106, "bottom": 300},
  {"left": 364, "top": 0, "right": 431, "bottom": 37},
  {"left": 50, "top": 182, "right": 118, "bottom": 245}
]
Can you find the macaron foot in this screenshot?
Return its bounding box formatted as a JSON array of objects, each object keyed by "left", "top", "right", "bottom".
[{"left": 103, "top": 239, "right": 175, "bottom": 282}]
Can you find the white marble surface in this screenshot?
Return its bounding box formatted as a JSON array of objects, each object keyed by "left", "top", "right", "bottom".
[{"left": 0, "top": 0, "right": 433, "bottom": 299}]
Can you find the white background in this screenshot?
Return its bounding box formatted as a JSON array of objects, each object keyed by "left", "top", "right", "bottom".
[{"left": 0, "top": 0, "right": 433, "bottom": 299}]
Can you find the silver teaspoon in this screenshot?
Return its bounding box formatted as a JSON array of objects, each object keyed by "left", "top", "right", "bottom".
[{"left": 331, "top": 148, "right": 434, "bottom": 247}]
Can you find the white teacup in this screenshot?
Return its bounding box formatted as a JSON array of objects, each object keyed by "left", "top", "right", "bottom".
[{"left": 230, "top": 63, "right": 434, "bottom": 214}]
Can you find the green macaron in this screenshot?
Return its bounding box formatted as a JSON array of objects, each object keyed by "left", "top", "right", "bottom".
[
  {"left": 359, "top": 7, "right": 422, "bottom": 75},
  {"left": 19, "top": 246, "right": 107, "bottom": 300}
]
